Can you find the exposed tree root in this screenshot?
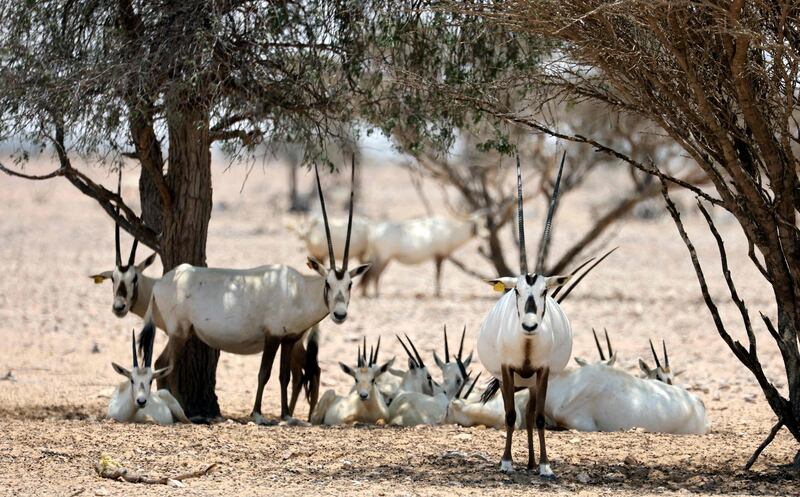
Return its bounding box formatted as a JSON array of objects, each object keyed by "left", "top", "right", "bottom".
[{"left": 94, "top": 454, "right": 217, "bottom": 485}]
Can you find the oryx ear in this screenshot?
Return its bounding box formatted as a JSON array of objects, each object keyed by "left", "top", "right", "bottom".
[
  {"left": 339, "top": 362, "right": 356, "bottom": 378},
  {"left": 377, "top": 357, "right": 395, "bottom": 375},
  {"left": 307, "top": 257, "right": 327, "bottom": 276},
  {"left": 674, "top": 369, "right": 685, "bottom": 377},
  {"left": 433, "top": 351, "right": 446, "bottom": 370},
  {"left": 153, "top": 366, "right": 172, "bottom": 380},
  {"left": 545, "top": 275, "right": 571, "bottom": 290},
  {"left": 349, "top": 263, "right": 371, "bottom": 280},
  {"left": 574, "top": 357, "right": 589, "bottom": 367},
  {"left": 607, "top": 353, "right": 617, "bottom": 367},
  {"left": 638, "top": 358, "right": 653, "bottom": 376},
  {"left": 486, "top": 277, "right": 517, "bottom": 293},
  {"left": 111, "top": 362, "right": 131, "bottom": 378},
  {"left": 136, "top": 253, "right": 157, "bottom": 272},
  {"left": 90, "top": 271, "right": 114, "bottom": 284}
]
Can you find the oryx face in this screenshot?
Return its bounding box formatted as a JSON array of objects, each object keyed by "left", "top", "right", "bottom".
[
  {"left": 491, "top": 274, "right": 570, "bottom": 335},
  {"left": 308, "top": 258, "right": 370, "bottom": 324},
  {"left": 111, "top": 363, "right": 171, "bottom": 408},
  {"left": 92, "top": 253, "right": 156, "bottom": 318},
  {"left": 403, "top": 360, "right": 435, "bottom": 396},
  {"left": 340, "top": 358, "right": 394, "bottom": 401}
]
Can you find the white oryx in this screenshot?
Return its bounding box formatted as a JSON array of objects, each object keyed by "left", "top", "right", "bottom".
[
  {"left": 433, "top": 325, "right": 473, "bottom": 399},
  {"left": 362, "top": 212, "right": 485, "bottom": 297},
  {"left": 108, "top": 329, "right": 189, "bottom": 424},
  {"left": 375, "top": 334, "right": 435, "bottom": 404},
  {"left": 310, "top": 339, "right": 394, "bottom": 425},
  {"left": 477, "top": 153, "right": 572, "bottom": 478},
  {"left": 140, "top": 159, "right": 370, "bottom": 424},
  {"left": 545, "top": 339, "right": 709, "bottom": 434},
  {"left": 289, "top": 214, "right": 371, "bottom": 266},
  {"left": 639, "top": 338, "right": 683, "bottom": 384}
]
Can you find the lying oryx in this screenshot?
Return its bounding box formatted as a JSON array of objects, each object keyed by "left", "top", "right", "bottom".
[
  {"left": 477, "top": 154, "right": 572, "bottom": 477},
  {"left": 639, "top": 338, "right": 683, "bottom": 384},
  {"left": 433, "top": 325, "right": 474, "bottom": 398},
  {"left": 375, "top": 334, "right": 435, "bottom": 404},
  {"left": 362, "top": 212, "right": 485, "bottom": 297},
  {"left": 140, "top": 159, "right": 370, "bottom": 424},
  {"left": 289, "top": 214, "right": 371, "bottom": 266},
  {"left": 108, "top": 329, "right": 189, "bottom": 424},
  {"left": 310, "top": 339, "right": 394, "bottom": 425}
]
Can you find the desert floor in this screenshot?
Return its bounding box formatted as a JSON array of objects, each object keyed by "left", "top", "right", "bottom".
[{"left": 0, "top": 157, "right": 797, "bottom": 496}]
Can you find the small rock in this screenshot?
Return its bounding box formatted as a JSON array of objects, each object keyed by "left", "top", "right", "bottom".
[
  {"left": 1, "top": 370, "right": 16, "bottom": 382},
  {"left": 605, "top": 472, "right": 625, "bottom": 482},
  {"left": 577, "top": 471, "right": 591, "bottom": 484},
  {"left": 624, "top": 455, "right": 640, "bottom": 466},
  {"left": 568, "top": 437, "right": 580, "bottom": 444},
  {"left": 94, "top": 488, "right": 109, "bottom": 496},
  {"left": 282, "top": 450, "right": 297, "bottom": 460},
  {"left": 167, "top": 479, "right": 185, "bottom": 488},
  {"left": 91, "top": 343, "right": 101, "bottom": 354},
  {"left": 454, "top": 433, "right": 471, "bottom": 441}
]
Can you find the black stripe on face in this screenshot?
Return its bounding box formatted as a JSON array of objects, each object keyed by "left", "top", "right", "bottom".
[
  {"left": 525, "top": 274, "right": 538, "bottom": 286},
  {"left": 116, "top": 283, "right": 128, "bottom": 299},
  {"left": 524, "top": 295, "right": 536, "bottom": 314}
]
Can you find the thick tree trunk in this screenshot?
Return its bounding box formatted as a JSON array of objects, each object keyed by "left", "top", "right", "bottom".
[{"left": 152, "top": 106, "right": 219, "bottom": 421}]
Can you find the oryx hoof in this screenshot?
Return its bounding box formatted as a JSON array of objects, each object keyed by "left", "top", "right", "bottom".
[
  {"left": 280, "top": 416, "right": 311, "bottom": 427},
  {"left": 252, "top": 412, "right": 278, "bottom": 426},
  {"left": 500, "top": 460, "right": 514, "bottom": 473},
  {"left": 189, "top": 416, "right": 212, "bottom": 425},
  {"left": 539, "top": 463, "right": 556, "bottom": 480}
]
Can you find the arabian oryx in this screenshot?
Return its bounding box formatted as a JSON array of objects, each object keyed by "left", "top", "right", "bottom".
[
  {"left": 108, "top": 329, "right": 189, "bottom": 424},
  {"left": 544, "top": 336, "right": 709, "bottom": 434},
  {"left": 433, "top": 325, "right": 473, "bottom": 398},
  {"left": 639, "top": 338, "right": 683, "bottom": 384},
  {"left": 477, "top": 153, "right": 572, "bottom": 478},
  {"left": 361, "top": 211, "right": 486, "bottom": 297},
  {"left": 90, "top": 172, "right": 158, "bottom": 319},
  {"left": 140, "top": 159, "right": 370, "bottom": 425},
  {"left": 288, "top": 214, "right": 371, "bottom": 267},
  {"left": 310, "top": 339, "right": 394, "bottom": 425},
  {"left": 375, "top": 334, "right": 436, "bottom": 404}
]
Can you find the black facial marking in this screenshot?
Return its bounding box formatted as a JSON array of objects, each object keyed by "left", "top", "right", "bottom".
[
  {"left": 116, "top": 283, "right": 128, "bottom": 299},
  {"left": 525, "top": 274, "right": 538, "bottom": 286},
  {"left": 524, "top": 295, "right": 536, "bottom": 314}
]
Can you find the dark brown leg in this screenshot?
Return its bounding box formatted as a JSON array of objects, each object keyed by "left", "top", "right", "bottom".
[
  {"left": 500, "top": 366, "right": 516, "bottom": 473},
  {"left": 279, "top": 337, "right": 300, "bottom": 419},
  {"left": 307, "top": 367, "right": 321, "bottom": 422},
  {"left": 527, "top": 386, "right": 537, "bottom": 469},
  {"left": 536, "top": 368, "right": 554, "bottom": 479},
  {"left": 287, "top": 339, "right": 306, "bottom": 417},
  {"left": 434, "top": 256, "right": 443, "bottom": 297},
  {"left": 251, "top": 336, "right": 280, "bottom": 425}
]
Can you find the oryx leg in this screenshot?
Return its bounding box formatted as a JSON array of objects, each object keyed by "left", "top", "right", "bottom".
[
  {"left": 434, "top": 256, "right": 444, "bottom": 297},
  {"left": 536, "top": 368, "right": 554, "bottom": 479},
  {"left": 306, "top": 367, "right": 320, "bottom": 422},
  {"left": 500, "top": 366, "right": 516, "bottom": 473},
  {"left": 252, "top": 336, "right": 281, "bottom": 425},
  {"left": 526, "top": 385, "right": 537, "bottom": 470},
  {"left": 287, "top": 341, "right": 305, "bottom": 417},
  {"left": 279, "top": 336, "right": 301, "bottom": 419}
]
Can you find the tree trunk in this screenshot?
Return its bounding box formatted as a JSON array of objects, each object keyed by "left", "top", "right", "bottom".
[{"left": 154, "top": 106, "right": 220, "bottom": 421}]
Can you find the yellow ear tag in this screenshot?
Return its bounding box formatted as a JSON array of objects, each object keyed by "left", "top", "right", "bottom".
[
  {"left": 93, "top": 276, "right": 105, "bottom": 284},
  {"left": 493, "top": 282, "right": 505, "bottom": 292}
]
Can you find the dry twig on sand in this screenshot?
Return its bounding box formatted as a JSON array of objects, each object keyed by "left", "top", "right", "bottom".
[{"left": 94, "top": 454, "right": 217, "bottom": 486}]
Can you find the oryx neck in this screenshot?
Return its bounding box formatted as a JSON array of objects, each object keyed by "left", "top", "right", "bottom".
[
  {"left": 130, "top": 273, "right": 157, "bottom": 318},
  {"left": 291, "top": 274, "right": 330, "bottom": 334}
]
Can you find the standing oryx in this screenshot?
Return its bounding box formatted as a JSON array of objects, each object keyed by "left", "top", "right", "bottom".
[
  {"left": 477, "top": 153, "right": 572, "bottom": 478},
  {"left": 90, "top": 172, "right": 158, "bottom": 319},
  {"left": 140, "top": 159, "right": 370, "bottom": 424},
  {"left": 108, "top": 329, "right": 189, "bottom": 424},
  {"left": 288, "top": 214, "right": 371, "bottom": 266},
  {"left": 362, "top": 212, "right": 485, "bottom": 297}
]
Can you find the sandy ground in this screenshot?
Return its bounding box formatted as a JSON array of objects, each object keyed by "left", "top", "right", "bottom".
[{"left": 0, "top": 156, "right": 797, "bottom": 496}]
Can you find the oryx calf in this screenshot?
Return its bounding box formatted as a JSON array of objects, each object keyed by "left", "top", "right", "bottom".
[
  {"left": 477, "top": 154, "right": 572, "bottom": 478},
  {"left": 108, "top": 328, "right": 189, "bottom": 424},
  {"left": 310, "top": 340, "right": 394, "bottom": 425}
]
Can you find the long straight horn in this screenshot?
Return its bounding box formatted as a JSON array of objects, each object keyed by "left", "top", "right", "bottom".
[
  {"left": 443, "top": 324, "right": 450, "bottom": 363},
  {"left": 592, "top": 328, "right": 606, "bottom": 361},
  {"left": 115, "top": 169, "right": 122, "bottom": 267},
  {"left": 662, "top": 340, "right": 670, "bottom": 368},
  {"left": 128, "top": 239, "right": 139, "bottom": 267},
  {"left": 604, "top": 328, "right": 613, "bottom": 358},
  {"left": 457, "top": 324, "right": 466, "bottom": 361},
  {"left": 535, "top": 151, "right": 566, "bottom": 274},
  {"left": 649, "top": 339, "right": 662, "bottom": 369},
  {"left": 357, "top": 344, "right": 363, "bottom": 368},
  {"left": 314, "top": 163, "right": 336, "bottom": 269},
  {"left": 405, "top": 334, "right": 425, "bottom": 368},
  {"left": 371, "top": 336, "right": 381, "bottom": 365},
  {"left": 131, "top": 330, "right": 138, "bottom": 369},
  {"left": 362, "top": 336, "right": 367, "bottom": 366},
  {"left": 395, "top": 334, "right": 417, "bottom": 367},
  {"left": 342, "top": 155, "right": 355, "bottom": 272},
  {"left": 463, "top": 371, "right": 482, "bottom": 400},
  {"left": 515, "top": 154, "right": 528, "bottom": 274}
]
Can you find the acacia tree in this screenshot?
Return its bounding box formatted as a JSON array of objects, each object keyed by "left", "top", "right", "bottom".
[
  {"left": 0, "top": 1, "right": 402, "bottom": 421},
  {"left": 458, "top": 0, "right": 800, "bottom": 463}
]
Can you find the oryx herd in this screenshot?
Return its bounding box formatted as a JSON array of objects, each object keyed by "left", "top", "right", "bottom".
[{"left": 91, "top": 155, "right": 709, "bottom": 479}]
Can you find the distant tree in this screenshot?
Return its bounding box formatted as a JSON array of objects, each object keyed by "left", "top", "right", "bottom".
[{"left": 457, "top": 0, "right": 800, "bottom": 464}]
